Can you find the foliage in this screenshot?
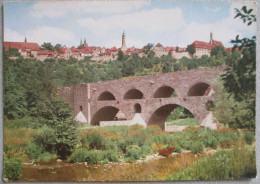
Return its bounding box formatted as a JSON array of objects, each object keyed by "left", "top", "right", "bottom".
[
  {"left": 69, "top": 147, "right": 89, "bottom": 163},
  {"left": 244, "top": 131, "right": 255, "bottom": 145},
  {"left": 158, "top": 146, "right": 175, "bottom": 157},
  {"left": 166, "top": 144, "right": 256, "bottom": 180},
  {"left": 166, "top": 106, "right": 194, "bottom": 121},
  {"left": 190, "top": 141, "right": 204, "bottom": 154},
  {"left": 3, "top": 157, "right": 23, "bottom": 181},
  {"left": 125, "top": 145, "right": 142, "bottom": 161},
  {"left": 186, "top": 44, "right": 195, "bottom": 55},
  {"left": 210, "top": 46, "right": 227, "bottom": 58},
  {"left": 162, "top": 62, "right": 172, "bottom": 73},
  {"left": 143, "top": 43, "right": 154, "bottom": 54},
  {"left": 41, "top": 42, "right": 54, "bottom": 51}
]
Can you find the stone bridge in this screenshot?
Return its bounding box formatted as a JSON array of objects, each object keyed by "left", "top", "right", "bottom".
[{"left": 58, "top": 66, "right": 226, "bottom": 130}]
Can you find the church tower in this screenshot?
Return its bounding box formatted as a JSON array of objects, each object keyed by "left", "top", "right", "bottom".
[
  {"left": 209, "top": 32, "right": 214, "bottom": 44},
  {"left": 121, "top": 31, "right": 127, "bottom": 51},
  {"left": 24, "top": 37, "right": 27, "bottom": 43}
]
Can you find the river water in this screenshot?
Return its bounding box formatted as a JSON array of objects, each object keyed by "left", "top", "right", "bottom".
[{"left": 19, "top": 152, "right": 206, "bottom": 182}]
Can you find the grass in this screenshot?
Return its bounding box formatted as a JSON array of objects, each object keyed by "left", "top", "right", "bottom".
[
  {"left": 165, "top": 142, "right": 256, "bottom": 180},
  {"left": 166, "top": 118, "right": 199, "bottom": 126},
  {"left": 4, "top": 128, "right": 36, "bottom": 159}
]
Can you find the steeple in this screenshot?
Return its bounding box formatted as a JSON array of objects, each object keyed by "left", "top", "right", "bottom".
[
  {"left": 209, "top": 32, "right": 214, "bottom": 44},
  {"left": 121, "top": 31, "right": 127, "bottom": 51},
  {"left": 80, "top": 39, "right": 82, "bottom": 45},
  {"left": 24, "top": 37, "right": 27, "bottom": 43},
  {"left": 84, "top": 38, "right": 87, "bottom": 46}
]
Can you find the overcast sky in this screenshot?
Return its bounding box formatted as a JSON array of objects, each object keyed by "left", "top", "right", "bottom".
[{"left": 4, "top": 0, "right": 257, "bottom": 48}]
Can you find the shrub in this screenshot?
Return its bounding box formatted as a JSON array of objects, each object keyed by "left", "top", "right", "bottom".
[
  {"left": 175, "top": 145, "right": 182, "bottom": 154},
  {"left": 244, "top": 132, "right": 254, "bottom": 145},
  {"left": 104, "top": 150, "right": 119, "bottom": 162},
  {"left": 190, "top": 142, "right": 204, "bottom": 154},
  {"left": 3, "top": 157, "right": 23, "bottom": 181},
  {"left": 141, "top": 145, "right": 152, "bottom": 156},
  {"left": 70, "top": 148, "right": 89, "bottom": 163},
  {"left": 85, "top": 131, "right": 106, "bottom": 150},
  {"left": 25, "top": 142, "right": 44, "bottom": 160},
  {"left": 33, "top": 125, "right": 56, "bottom": 152},
  {"left": 125, "top": 145, "right": 142, "bottom": 160},
  {"left": 158, "top": 146, "right": 175, "bottom": 157},
  {"left": 85, "top": 150, "right": 104, "bottom": 164}
]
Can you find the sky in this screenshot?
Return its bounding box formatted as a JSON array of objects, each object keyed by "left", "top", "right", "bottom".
[{"left": 4, "top": 0, "right": 257, "bottom": 48}]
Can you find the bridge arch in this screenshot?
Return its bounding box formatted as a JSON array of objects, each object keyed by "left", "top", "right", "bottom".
[
  {"left": 187, "top": 82, "right": 210, "bottom": 96},
  {"left": 153, "top": 86, "right": 177, "bottom": 98},
  {"left": 98, "top": 91, "right": 116, "bottom": 101},
  {"left": 147, "top": 103, "right": 198, "bottom": 130},
  {"left": 91, "top": 106, "right": 119, "bottom": 125},
  {"left": 124, "top": 88, "right": 144, "bottom": 100}
]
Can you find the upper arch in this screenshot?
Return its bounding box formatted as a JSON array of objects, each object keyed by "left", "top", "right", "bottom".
[
  {"left": 98, "top": 91, "right": 116, "bottom": 101},
  {"left": 153, "top": 86, "right": 177, "bottom": 98},
  {"left": 187, "top": 82, "right": 211, "bottom": 96},
  {"left": 123, "top": 88, "right": 144, "bottom": 100}
]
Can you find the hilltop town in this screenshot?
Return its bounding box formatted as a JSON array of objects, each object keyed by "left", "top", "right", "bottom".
[{"left": 4, "top": 32, "right": 236, "bottom": 62}]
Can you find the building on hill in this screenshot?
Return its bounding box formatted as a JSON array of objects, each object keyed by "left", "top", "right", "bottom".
[
  {"left": 191, "top": 32, "right": 225, "bottom": 58},
  {"left": 4, "top": 41, "right": 40, "bottom": 58}
]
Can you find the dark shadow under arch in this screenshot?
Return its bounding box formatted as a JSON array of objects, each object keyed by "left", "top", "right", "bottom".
[
  {"left": 148, "top": 104, "right": 197, "bottom": 130},
  {"left": 91, "top": 106, "right": 119, "bottom": 125},
  {"left": 187, "top": 82, "right": 210, "bottom": 96},
  {"left": 153, "top": 86, "right": 177, "bottom": 98},
  {"left": 98, "top": 91, "right": 116, "bottom": 101},
  {"left": 124, "top": 89, "right": 144, "bottom": 100}
]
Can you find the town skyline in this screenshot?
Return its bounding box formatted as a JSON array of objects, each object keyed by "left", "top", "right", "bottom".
[{"left": 4, "top": 0, "right": 256, "bottom": 48}]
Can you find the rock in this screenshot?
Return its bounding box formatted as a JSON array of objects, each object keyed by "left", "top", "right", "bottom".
[
  {"left": 57, "top": 159, "right": 62, "bottom": 162},
  {"left": 84, "top": 162, "right": 88, "bottom": 165}
]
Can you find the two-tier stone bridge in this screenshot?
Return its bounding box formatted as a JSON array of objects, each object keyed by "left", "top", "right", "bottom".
[{"left": 58, "top": 66, "right": 226, "bottom": 130}]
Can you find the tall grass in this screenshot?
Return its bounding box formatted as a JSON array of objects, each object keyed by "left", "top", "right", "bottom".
[
  {"left": 165, "top": 142, "right": 256, "bottom": 180},
  {"left": 4, "top": 128, "right": 36, "bottom": 158}
]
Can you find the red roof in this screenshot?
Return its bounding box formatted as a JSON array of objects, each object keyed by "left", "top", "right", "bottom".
[
  {"left": 155, "top": 43, "right": 163, "bottom": 47},
  {"left": 191, "top": 41, "right": 215, "bottom": 50},
  {"left": 4, "top": 42, "right": 40, "bottom": 51},
  {"left": 213, "top": 40, "right": 224, "bottom": 47},
  {"left": 110, "top": 47, "right": 118, "bottom": 52},
  {"left": 37, "top": 50, "right": 56, "bottom": 56},
  {"left": 60, "top": 47, "right": 68, "bottom": 53},
  {"left": 125, "top": 47, "right": 136, "bottom": 54},
  {"left": 70, "top": 46, "right": 79, "bottom": 52}
]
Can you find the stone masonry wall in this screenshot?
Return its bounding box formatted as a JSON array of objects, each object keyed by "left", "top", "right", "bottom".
[{"left": 58, "top": 65, "right": 226, "bottom": 128}]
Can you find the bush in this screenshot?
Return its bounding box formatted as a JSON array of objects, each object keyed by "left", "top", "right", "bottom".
[
  {"left": 175, "top": 145, "right": 182, "bottom": 154},
  {"left": 244, "top": 132, "right": 254, "bottom": 145},
  {"left": 125, "top": 145, "right": 142, "bottom": 161},
  {"left": 3, "top": 157, "right": 23, "bottom": 181},
  {"left": 158, "top": 146, "right": 175, "bottom": 157},
  {"left": 25, "top": 142, "right": 44, "bottom": 160},
  {"left": 85, "top": 131, "right": 106, "bottom": 150},
  {"left": 70, "top": 148, "right": 89, "bottom": 163},
  {"left": 104, "top": 150, "right": 119, "bottom": 162},
  {"left": 141, "top": 145, "right": 152, "bottom": 156},
  {"left": 190, "top": 142, "right": 204, "bottom": 154}
]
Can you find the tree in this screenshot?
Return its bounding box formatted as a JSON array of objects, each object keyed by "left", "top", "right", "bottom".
[
  {"left": 41, "top": 42, "right": 54, "bottom": 51},
  {"left": 54, "top": 44, "right": 62, "bottom": 51},
  {"left": 186, "top": 45, "right": 195, "bottom": 55},
  {"left": 176, "top": 46, "right": 179, "bottom": 52},
  {"left": 219, "top": 6, "right": 256, "bottom": 129},
  {"left": 210, "top": 46, "right": 227, "bottom": 57},
  {"left": 117, "top": 50, "right": 125, "bottom": 61},
  {"left": 32, "top": 95, "right": 80, "bottom": 158},
  {"left": 162, "top": 62, "right": 172, "bottom": 73},
  {"left": 143, "top": 43, "right": 154, "bottom": 54}
]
